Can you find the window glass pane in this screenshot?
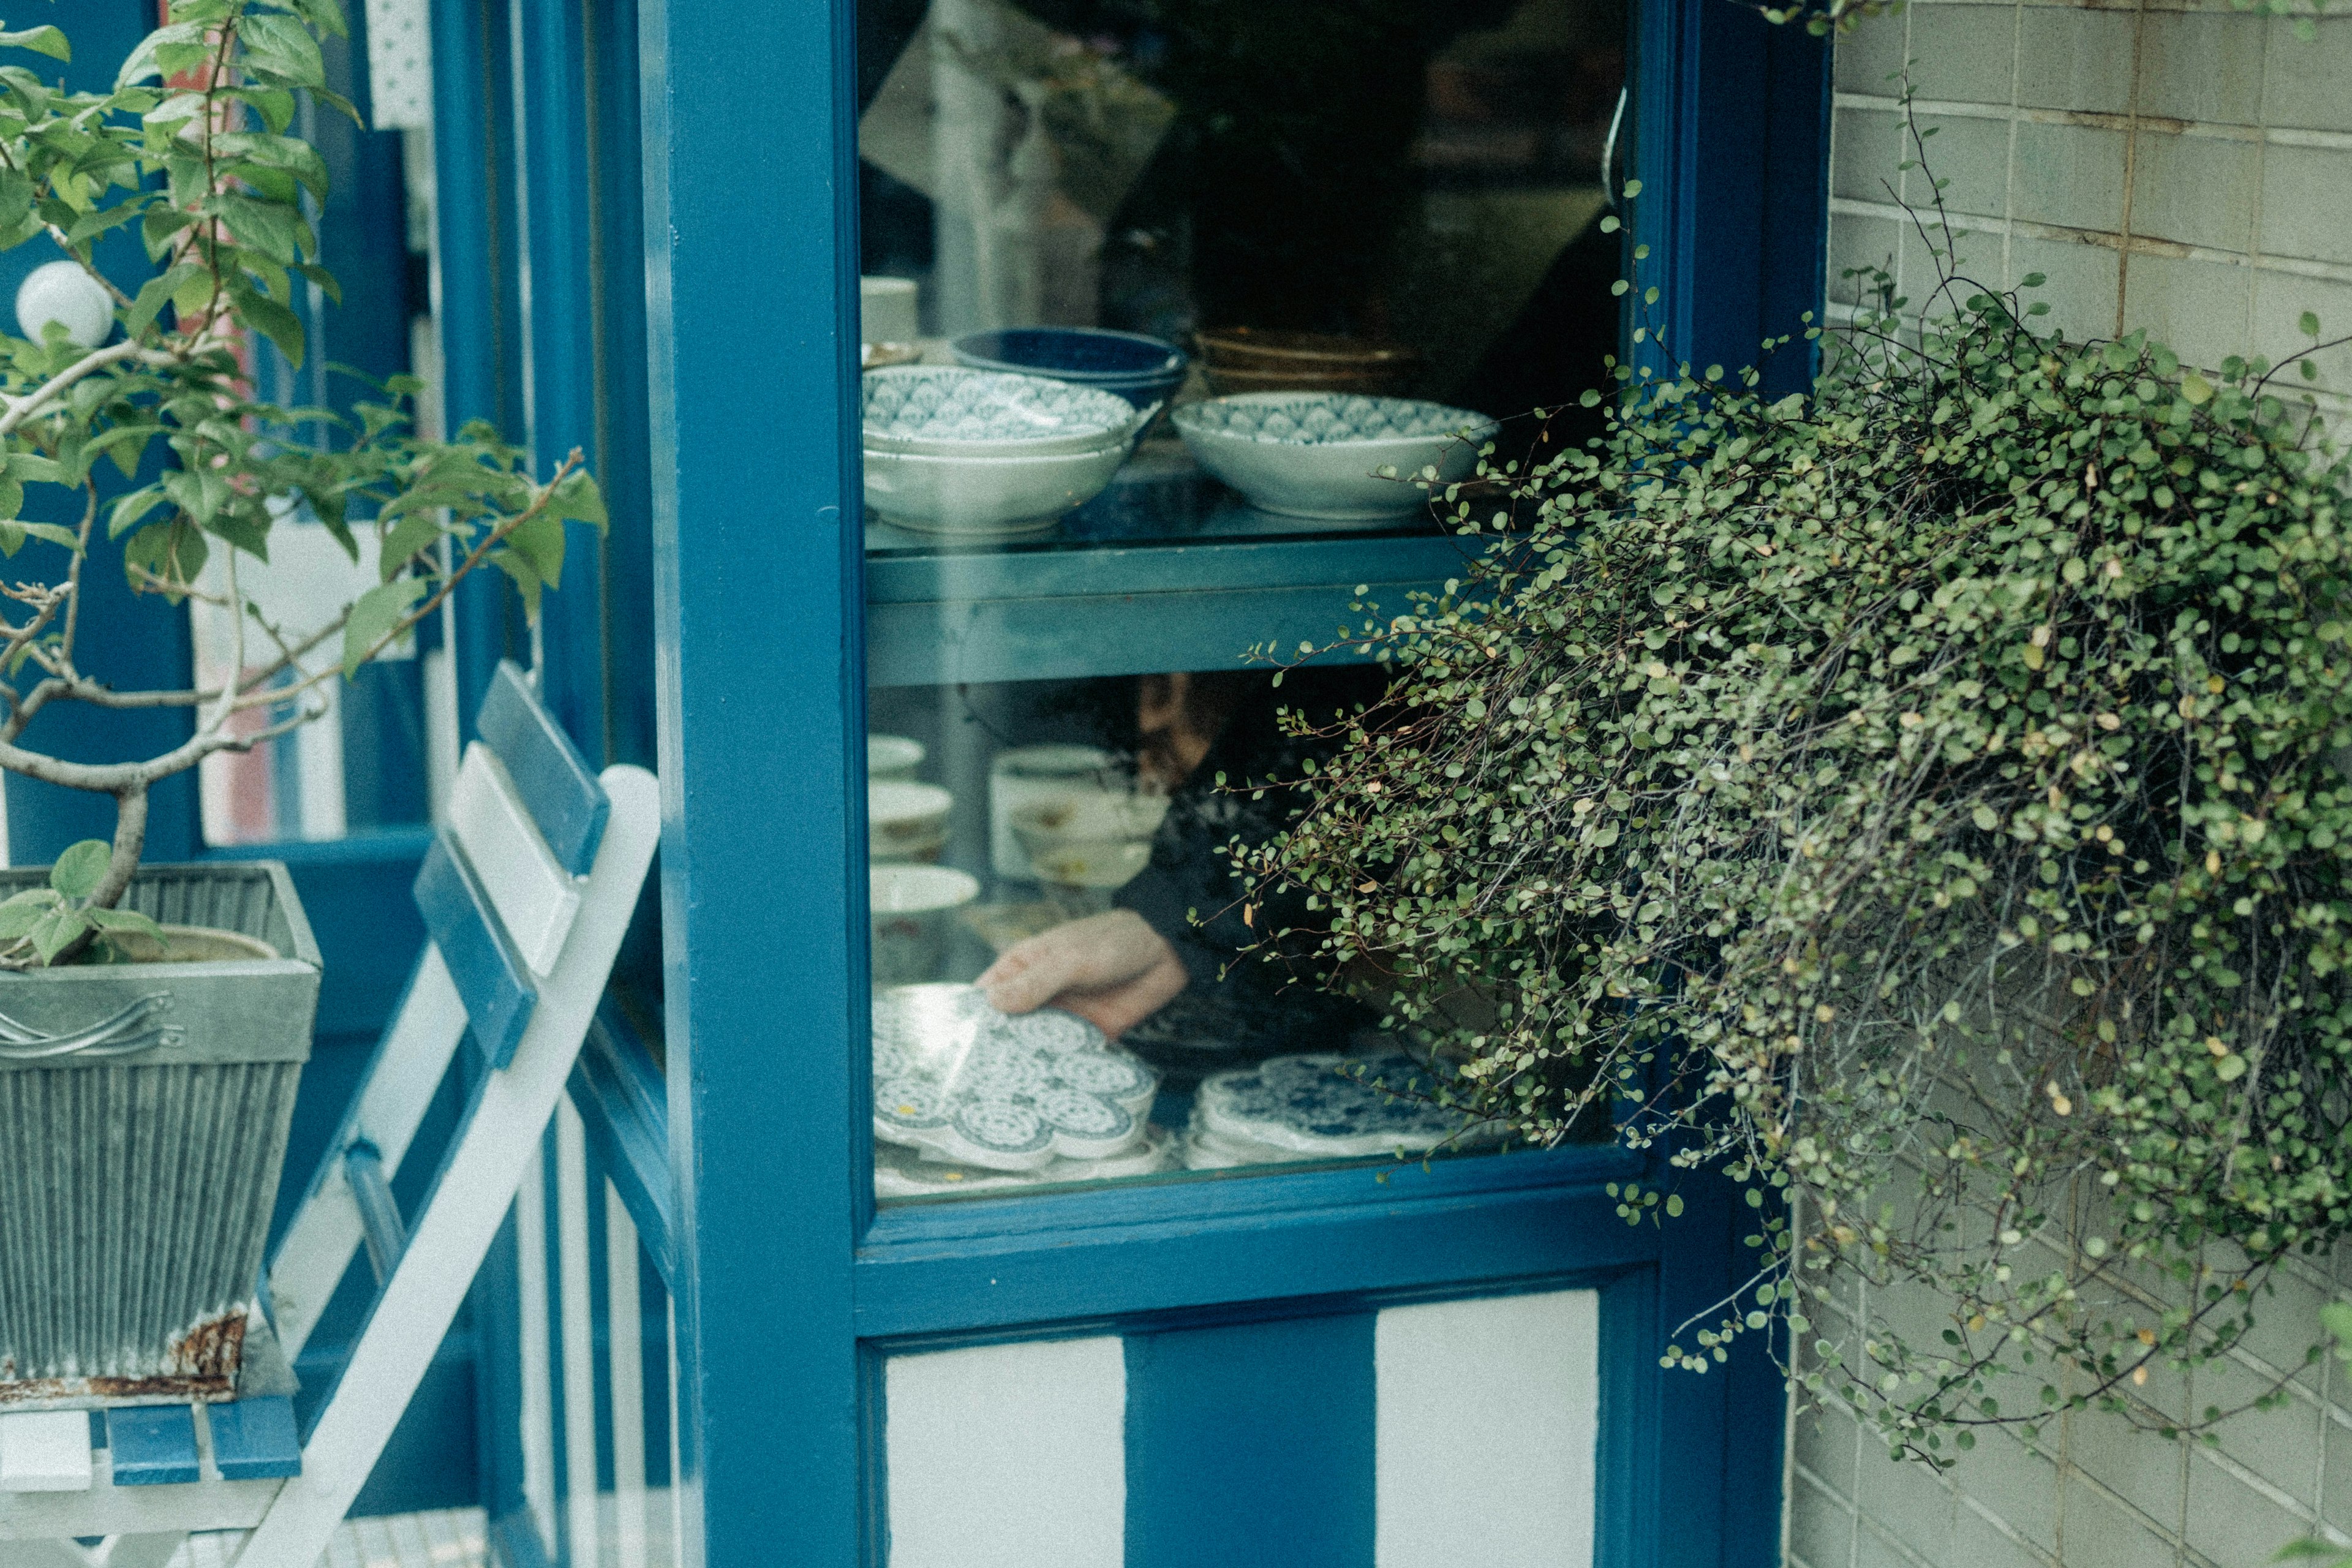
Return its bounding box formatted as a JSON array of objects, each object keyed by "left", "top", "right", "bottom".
[{"left": 859, "top": 0, "right": 1626, "bottom": 1201}]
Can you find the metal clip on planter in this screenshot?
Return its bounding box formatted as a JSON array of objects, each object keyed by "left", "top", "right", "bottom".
[
  {"left": 0, "top": 994, "right": 184, "bottom": 1061},
  {"left": 0, "top": 661, "right": 660, "bottom": 1568}
]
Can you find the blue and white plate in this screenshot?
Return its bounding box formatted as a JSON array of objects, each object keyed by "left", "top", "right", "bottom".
[
  {"left": 873, "top": 983, "right": 1159, "bottom": 1170},
  {"left": 1192, "top": 1050, "right": 1496, "bottom": 1158},
  {"left": 875, "top": 1122, "right": 1179, "bottom": 1198},
  {"left": 1172, "top": 393, "right": 1498, "bottom": 522},
  {"left": 863, "top": 366, "right": 1145, "bottom": 456}
]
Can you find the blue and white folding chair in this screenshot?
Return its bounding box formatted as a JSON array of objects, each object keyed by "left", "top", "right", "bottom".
[{"left": 0, "top": 662, "right": 660, "bottom": 1568}]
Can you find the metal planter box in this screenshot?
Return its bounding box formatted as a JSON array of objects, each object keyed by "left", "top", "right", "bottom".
[{"left": 0, "top": 861, "right": 320, "bottom": 1409}]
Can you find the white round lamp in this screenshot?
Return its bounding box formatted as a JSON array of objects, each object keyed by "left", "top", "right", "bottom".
[{"left": 15, "top": 260, "right": 115, "bottom": 349}]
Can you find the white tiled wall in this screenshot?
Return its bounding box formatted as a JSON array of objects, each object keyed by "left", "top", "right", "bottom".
[
  {"left": 1801, "top": 8, "right": 2352, "bottom": 1563},
  {"left": 1826, "top": 0, "right": 2352, "bottom": 402}
]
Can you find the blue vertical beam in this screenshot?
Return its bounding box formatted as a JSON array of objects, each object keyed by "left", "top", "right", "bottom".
[
  {"left": 1124, "top": 1314, "right": 1377, "bottom": 1568},
  {"left": 519, "top": 0, "right": 609, "bottom": 763},
  {"left": 1634, "top": 0, "right": 1831, "bottom": 397},
  {"left": 434, "top": 0, "right": 530, "bottom": 736},
  {"left": 639, "top": 0, "right": 865, "bottom": 1559}
]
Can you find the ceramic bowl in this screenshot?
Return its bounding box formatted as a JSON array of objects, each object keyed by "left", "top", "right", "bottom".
[
  {"left": 870, "top": 864, "right": 980, "bottom": 986},
  {"left": 989, "top": 745, "right": 1125, "bottom": 878},
  {"left": 1194, "top": 327, "right": 1420, "bottom": 396},
  {"left": 949, "top": 327, "right": 1188, "bottom": 412},
  {"left": 868, "top": 734, "right": 925, "bottom": 780},
  {"left": 1172, "top": 393, "right": 1499, "bottom": 522},
  {"left": 870, "top": 780, "right": 952, "bottom": 861},
  {"left": 862, "top": 366, "right": 1144, "bottom": 457},
  {"left": 863, "top": 439, "right": 1132, "bottom": 536},
  {"left": 1009, "top": 788, "right": 1170, "bottom": 843}
]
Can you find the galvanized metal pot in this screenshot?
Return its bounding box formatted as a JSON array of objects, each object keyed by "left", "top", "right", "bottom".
[{"left": 0, "top": 862, "right": 319, "bottom": 1409}]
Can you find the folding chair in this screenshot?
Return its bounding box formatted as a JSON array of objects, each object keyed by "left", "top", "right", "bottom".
[{"left": 0, "top": 662, "right": 660, "bottom": 1568}]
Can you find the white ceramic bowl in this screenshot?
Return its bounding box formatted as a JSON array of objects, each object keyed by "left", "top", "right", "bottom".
[
  {"left": 863, "top": 439, "right": 1131, "bottom": 536},
  {"left": 868, "top": 734, "right": 925, "bottom": 780},
  {"left": 870, "top": 864, "right": 979, "bottom": 986},
  {"left": 862, "top": 365, "right": 1145, "bottom": 457},
  {"left": 870, "top": 780, "right": 952, "bottom": 861},
  {"left": 989, "top": 745, "right": 1125, "bottom": 878},
  {"left": 1011, "top": 790, "right": 1170, "bottom": 843},
  {"left": 1172, "top": 393, "right": 1499, "bottom": 522}
]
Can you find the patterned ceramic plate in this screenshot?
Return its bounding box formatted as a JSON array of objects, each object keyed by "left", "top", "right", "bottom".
[
  {"left": 873, "top": 983, "right": 1160, "bottom": 1170},
  {"left": 876, "top": 1122, "right": 1180, "bottom": 1198},
  {"left": 1172, "top": 393, "right": 1494, "bottom": 447},
  {"left": 862, "top": 366, "right": 1143, "bottom": 456},
  {"left": 1193, "top": 1050, "right": 1496, "bottom": 1158}
]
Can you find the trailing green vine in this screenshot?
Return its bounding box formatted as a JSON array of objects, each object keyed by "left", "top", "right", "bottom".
[{"left": 1235, "top": 200, "right": 2352, "bottom": 1462}]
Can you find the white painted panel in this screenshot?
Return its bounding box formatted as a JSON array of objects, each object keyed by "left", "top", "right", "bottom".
[
  {"left": 516, "top": 1142, "right": 557, "bottom": 1561},
  {"left": 0, "top": 1411, "right": 92, "bottom": 1492},
  {"left": 606, "top": 1183, "right": 650, "bottom": 1568},
  {"left": 447, "top": 742, "right": 581, "bottom": 976},
  {"left": 1375, "top": 1289, "right": 1599, "bottom": 1568},
  {"left": 885, "top": 1337, "right": 1125, "bottom": 1568},
  {"left": 555, "top": 1101, "right": 601, "bottom": 1568}
]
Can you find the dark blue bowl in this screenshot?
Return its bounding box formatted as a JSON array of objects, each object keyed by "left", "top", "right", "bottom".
[{"left": 950, "top": 327, "right": 1188, "bottom": 411}]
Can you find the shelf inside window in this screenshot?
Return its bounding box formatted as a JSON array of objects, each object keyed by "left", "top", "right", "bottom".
[{"left": 864, "top": 438, "right": 1487, "bottom": 685}]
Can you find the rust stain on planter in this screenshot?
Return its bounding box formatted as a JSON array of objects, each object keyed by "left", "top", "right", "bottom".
[{"left": 0, "top": 1310, "right": 247, "bottom": 1407}]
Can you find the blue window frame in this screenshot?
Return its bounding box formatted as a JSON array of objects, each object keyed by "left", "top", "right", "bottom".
[{"left": 250, "top": 0, "right": 1839, "bottom": 1553}]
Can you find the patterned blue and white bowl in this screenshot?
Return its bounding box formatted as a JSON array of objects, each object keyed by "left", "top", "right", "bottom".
[
  {"left": 949, "top": 327, "right": 1188, "bottom": 412},
  {"left": 863, "top": 365, "right": 1148, "bottom": 457},
  {"left": 1172, "top": 392, "right": 1498, "bottom": 523}
]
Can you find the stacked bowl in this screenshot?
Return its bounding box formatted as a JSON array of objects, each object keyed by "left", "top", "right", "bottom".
[
  {"left": 862, "top": 366, "right": 1153, "bottom": 537},
  {"left": 950, "top": 326, "right": 1188, "bottom": 413},
  {"left": 1194, "top": 327, "right": 1420, "bottom": 398}
]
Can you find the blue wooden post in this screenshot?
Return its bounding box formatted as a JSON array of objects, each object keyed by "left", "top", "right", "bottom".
[
  {"left": 518, "top": 0, "right": 609, "bottom": 763},
  {"left": 637, "top": 0, "right": 866, "bottom": 1562}
]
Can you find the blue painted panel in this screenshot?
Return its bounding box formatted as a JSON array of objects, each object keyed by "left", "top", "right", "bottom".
[
  {"left": 1125, "top": 1313, "right": 1375, "bottom": 1568},
  {"left": 413, "top": 829, "right": 538, "bottom": 1069},
  {"left": 107, "top": 1406, "right": 199, "bottom": 1487},
  {"left": 568, "top": 998, "right": 675, "bottom": 1285},
  {"left": 479, "top": 660, "right": 611, "bottom": 874},
  {"left": 855, "top": 1146, "right": 1645, "bottom": 1339},
  {"left": 209, "top": 1396, "right": 304, "bottom": 1481}
]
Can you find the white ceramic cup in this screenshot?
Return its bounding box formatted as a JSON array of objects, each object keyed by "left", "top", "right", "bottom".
[
  {"left": 868, "top": 734, "right": 925, "bottom": 781},
  {"left": 870, "top": 780, "right": 953, "bottom": 862},
  {"left": 988, "top": 745, "right": 1122, "bottom": 878},
  {"left": 859, "top": 276, "right": 919, "bottom": 347},
  {"left": 870, "top": 865, "right": 980, "bottom": 986}
]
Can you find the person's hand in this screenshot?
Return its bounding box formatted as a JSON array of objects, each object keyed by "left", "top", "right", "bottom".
[{"left": 977, "top": 910, "right": 1188, "bottom": 1039}]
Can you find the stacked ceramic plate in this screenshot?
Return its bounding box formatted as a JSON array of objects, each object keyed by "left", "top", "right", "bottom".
[
  {"left": 1172, "top": 393, "right": 1498, "bottom": 524},
  {"left": 862, "top": 366, "right": 1155, "bottom": 537},
  {"left": 1180, "top": 1050, "right": 1499, "bottom": 1169},
  {"left": 872, "top": 984, "right": 1171, "bottom": 1192}
]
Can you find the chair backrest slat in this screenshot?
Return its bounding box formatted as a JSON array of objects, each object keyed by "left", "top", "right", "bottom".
[
  {"left": 448, "top": 742, "right": 583, "bottom": 975},
  {"left": 413, "top": 830, "right": 538, "bottom": 1071},
  {"left": 477, "top": 660, "right": 609, "bottom": 876}
]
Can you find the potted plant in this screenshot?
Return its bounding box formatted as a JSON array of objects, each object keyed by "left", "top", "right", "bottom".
[
  {"left": 1238, "top": 187, "right": 2352, "bottom": 1462},
  {"left": 0, "top": 1, "right": 598, "bottom": 1403}
]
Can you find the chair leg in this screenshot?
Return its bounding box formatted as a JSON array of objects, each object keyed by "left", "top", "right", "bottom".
[{"left": 93, "top": 1534, "right": 190, "bottom": 1568}]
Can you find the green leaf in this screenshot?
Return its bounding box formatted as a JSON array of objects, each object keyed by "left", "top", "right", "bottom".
[
  {"left": 547, "top": 470, "right": 607, "bottom": 529},
  {"left": 127, "top": 261, "right": 202, "bottom": 337},
  {"left": 29, "top": 908, "right": 88, "bottom": 965},
  {"left": 49, "top": 840, "right": 113, "bottom": 902},
  {"left": 229, "top": 279, "right": 306, "bottom": 368},
  {"left": 503, "top": 507, "right": 568, "bottom": 586},
  {"left": 0, "top": 24, "right": 69, "bottom": 61},
  {"left": 2180, "top": 371, "right": 2214, "bottom": 405},
  {"left": 0, "top": 888, "right": 58, "bottom": 941},
  {"left": 343, "top": 576, "right": 428, "bottom": 677},
  {"left": 87, "top": 905, "right": 165, "bottom": 941},
  {"left": 378, "top": 508, "right": 445, "bottom": 578},
  {"left": 2299, "top": 311, "right": 2321, "bottom": 338}
]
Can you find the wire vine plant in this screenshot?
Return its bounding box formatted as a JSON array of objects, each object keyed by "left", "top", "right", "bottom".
[{"left": 1231, "top": 124, "right": 2352, "bottom": 1463}]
